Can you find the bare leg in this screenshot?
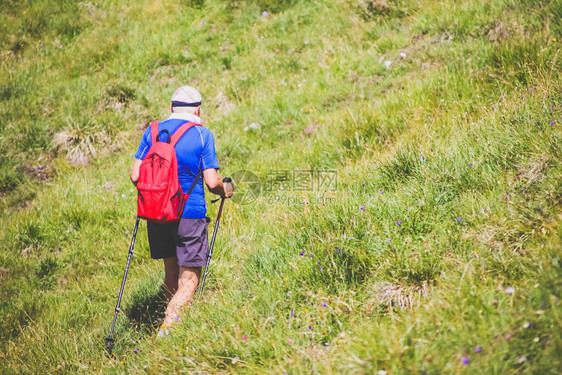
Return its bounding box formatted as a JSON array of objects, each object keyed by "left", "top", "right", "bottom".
[
  {"left": 163, "top": 256, "right": 179, "bottom": 301},
  {"left": 162, "top": 266, "right": 201, "bottom": 327}
]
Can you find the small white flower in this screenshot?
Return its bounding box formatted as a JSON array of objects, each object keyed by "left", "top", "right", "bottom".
[
  {"left": 400, "top": 52, "right": 407, "bottom": 59},
  {"left": 384, "top": 60, "right": 392, "bottom": 69},
  {"left": 505, "top": 286, "right": 515, "bottom": 295},
  {"left": 516, "top": 356, "right": 526, "bottom": 363},
  {"left": 533, "top": 337, "right": 539, "bottom": 342},
  {"left": 523, "top": 322, "right": 531, "bottom": 328},
  {"left": 378, "top": 371, "right": 387, "bottom": 375},
  {"left": 244, "top": 123, "right": 260, "bottom": 131}
]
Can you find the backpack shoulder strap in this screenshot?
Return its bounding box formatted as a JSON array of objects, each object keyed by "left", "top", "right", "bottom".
[
  {"left": 185, "top": 169, "right": 202, "bottom": 196},
  {"left": 150, "top": 121, "right": 159, "bottom": 144},
  {"left": 171, "top": 122, "right": 200, "bottom": 146}
]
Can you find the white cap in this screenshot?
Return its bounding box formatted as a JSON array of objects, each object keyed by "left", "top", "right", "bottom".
[{"left": 171, "top": 86, "right": 202, "bottom": 107}]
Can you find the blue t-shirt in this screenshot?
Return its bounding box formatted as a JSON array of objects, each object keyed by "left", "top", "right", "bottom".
[{"left": 135, "top": 118, "right": 219, "bottom": 219}]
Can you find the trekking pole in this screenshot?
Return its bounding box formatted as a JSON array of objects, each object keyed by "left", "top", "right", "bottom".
[
  {"left": 105, "top": 217, "right": 140, "bottom": 355},
  {"left": 198, "top": 196, "right": 226, "bottom": 299}
]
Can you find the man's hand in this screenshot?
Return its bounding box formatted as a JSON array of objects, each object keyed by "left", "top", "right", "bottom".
[
  {"left": 203, "top": 168, "right": 233, "bottom": 198},
  {"left": 130, "top": 159, "right": 142, "bottom": 186},
  {"left": 222, "top": 177, "right": 234, "bottom": 198}
]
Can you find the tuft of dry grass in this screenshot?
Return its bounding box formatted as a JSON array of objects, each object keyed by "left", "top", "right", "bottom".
[
  {"left": 365, "top": 281, "right": 431, "bottom": 312},
  {"left": 54, "top": 119, "right": 106, "bottom": 166}
]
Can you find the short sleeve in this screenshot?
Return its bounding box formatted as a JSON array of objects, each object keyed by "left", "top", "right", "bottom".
[
  {"left": 201, "top": 129, "right": 220, "bottom": 170},
  {"left": 134, "top": 126, "right": 152, "bottom": 160}
]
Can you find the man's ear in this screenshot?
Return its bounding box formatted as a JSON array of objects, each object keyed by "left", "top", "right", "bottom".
[
  {"left": 195, "top": 106, "right": 201, "bottom": 116},
  {"left": 170, "top": 104, "right": 174, "bottom": 113}
]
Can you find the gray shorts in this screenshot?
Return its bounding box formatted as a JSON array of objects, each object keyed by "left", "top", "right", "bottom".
[{"left": 147, "top": 217, "right": 210, "bottom": 268}]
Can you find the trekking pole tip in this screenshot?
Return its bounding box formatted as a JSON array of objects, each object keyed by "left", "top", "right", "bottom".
[{"left": 105, "top": 337, "right": 114, "bottom": 354}]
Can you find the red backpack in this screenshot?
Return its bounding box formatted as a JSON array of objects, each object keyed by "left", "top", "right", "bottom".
[{"left": 137, "top": 121, "right": 202, "bottom": 223}]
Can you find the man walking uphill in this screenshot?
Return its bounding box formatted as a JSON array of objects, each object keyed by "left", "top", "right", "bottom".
[{"left": 130, "top": 86, "right": 233, "bottom": 334}]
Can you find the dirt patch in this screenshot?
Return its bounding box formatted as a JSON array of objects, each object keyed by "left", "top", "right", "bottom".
[
  {"left": 138, "top": 122, "right": 150, "bottom": 131},
  {"left": 304, "top": 122, "right": 322, "bottom": 136},
  {"left": 214, "top": 91, "right": 235, "bottom": 115},
  {"left": 24, "top": 165, "right": 50, "bottom": 181},
  {"left": 487, "top": 22, "right": 510, "bottom": 42},
  {"left": 306, "top": 347, "right": 328, "bottom": 360},
  {"left": 517, "top": 157, "right": 547, "bottom": 186}
]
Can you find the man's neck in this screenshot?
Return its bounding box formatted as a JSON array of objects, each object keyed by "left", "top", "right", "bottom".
[{"left": 168, "top": 112, "right": 202, "bottom": 124}]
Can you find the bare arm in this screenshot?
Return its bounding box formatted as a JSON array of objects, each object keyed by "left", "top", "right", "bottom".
[
  {"left": 130, "top": 159, "right": 142, "bottom": 186},
  {"left": 203, "top": 168, "right": 233, "bottom": 197}
]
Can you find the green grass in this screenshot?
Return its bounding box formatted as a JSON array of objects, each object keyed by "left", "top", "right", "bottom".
[{"left": 0, "top": 0, "right": 561, "bottom": 373}]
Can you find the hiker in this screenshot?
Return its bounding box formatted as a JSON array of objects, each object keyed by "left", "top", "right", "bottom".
[{"left": 129, "top": 86, "right": 233, "bottom": 332}]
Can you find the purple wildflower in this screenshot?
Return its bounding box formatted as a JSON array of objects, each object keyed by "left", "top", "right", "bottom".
[
  {"left": 360, "top": 206, "right": 365, "bottom": 210},
  {"left": 551, "top": 121, "right": 556, "bottom": 125},
  {"left": 262, "top": 11, "right": 269, "bottom": 17},
  {"left": 362, "top": 183, "right": 365, "bottom": 186},
  {"left": 291, "top": 311, "right": 294, "bottom": 317},
  {"left": 397, "top": 221, "right": 402, "bottom": 226},
  {"left": 176, "top": 316, "right": 180, "bottom": 321},
  {"left": 308, "top": 254, "right": 313, "bottom": 258},
  {"left": 242, "top": 335, "right": 248, "bottom": 341},
  {"left": 336, "top": 248, "right": 341, "bottom": 253},
  {"left": 505, "top": 334, "right": 512, "bottom": 340},
  {"left": 300, "top": 251, "right": 305, "bottom": 256},
  {"left": 320, "top": 267, "right": 323, "bottom": 271},
  {"left": 317, "top": 261, "right": 321, "bottom": 265},
  {"left": 475, "top": 347, "right": 482, "bottom": 353},
  {"left": 309, "top": 326, "right": 312, "bottom": 330},
  {"left": 462, "top": 357, "right": 469, "bottom": 365},
  {"left": 457, "top": 217, "right": 462, "bottom": 223},
  {"left": 201, "top": 20, "right": 206, "bottom": 24},
  {"left": 288, "top": 339, "right": 293, "bottom": 344},
  {"left": 40, "top": 43, "right": 44, "bottom": 47},
  {"left": 548, "top": 106, "right": 553, "bottom": 109},
  {"left": 386, "top": 238, "right": 391, "bottom": 242},
  {"left": 528, "top": 89, "right": 532, "bottom": 93},
  {"left": 59, "top": 45, "right": 63, "bottom": 48},
  {"left": 134, "top": 348, "right": 140, "bottom": 354},
  {"left": 468, "top": 163, "right": 473, "bottom": 167},
  {"left": 431, "top": 148, "right": 434, "bottom": 152},
  {"left": 322, "top": 302, "right": 326, "bottom": 307},
  {"left": 148, "top": 75, "right": 151, "bottom": 78},
  {"left": 380, "top": 190, "right": 385, "bottom": 194}
]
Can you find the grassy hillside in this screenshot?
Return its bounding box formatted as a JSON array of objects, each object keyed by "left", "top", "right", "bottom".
[{"left": 1, "top": 0, "right": 561, "bottom": 373}]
